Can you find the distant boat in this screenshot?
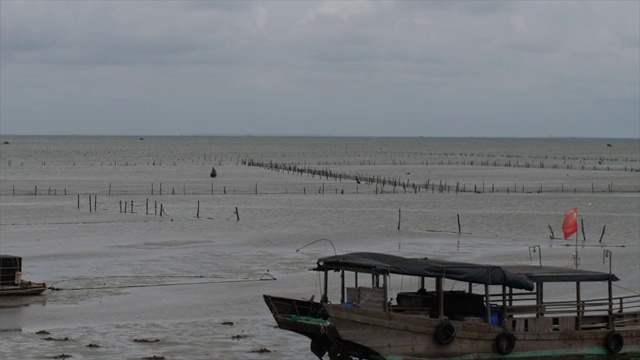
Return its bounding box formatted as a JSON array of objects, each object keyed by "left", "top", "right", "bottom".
[
  {"left": 0, "top": 255, "right": 46, "bottom": 296},
  {"left": 265, "top": 252, "right": 640, "bottom": 359},
  {"left": 210, "top": 166, "right": 217, "bottom": 178}
]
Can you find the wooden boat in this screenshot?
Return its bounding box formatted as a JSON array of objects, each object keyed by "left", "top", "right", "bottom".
[
  {"left": 264, "top": 252, "right": 640, "bottom": 359},
  {"left": 0, "top": 255, "right": 46, "bottom": 296}
]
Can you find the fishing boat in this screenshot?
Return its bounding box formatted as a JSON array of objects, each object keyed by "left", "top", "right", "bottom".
[
  {"left": 0, "top": 255, "right": 46, "bottom": 296},
  {"left": 264, "top": 252, "right": 640, "bottom": 359}
]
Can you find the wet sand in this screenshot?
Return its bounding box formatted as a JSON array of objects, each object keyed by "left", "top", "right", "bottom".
[{"left": 1, "top": 137, "right": 638, "bottom": 359}]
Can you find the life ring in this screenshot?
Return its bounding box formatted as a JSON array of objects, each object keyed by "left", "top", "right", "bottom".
[
  {"left": 604, "top": 331, "right": 624, "bottom": 354},
  {"left": 495, "top": 332, "right": 516, "bottom": 355},
  {"left": 434, "top": 321, "right": 456, "bottom": 345}
]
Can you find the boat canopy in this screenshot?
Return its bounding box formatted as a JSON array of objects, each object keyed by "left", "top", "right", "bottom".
[
  {"left": 315, "top": 252, "right": 535, "bottom": 291},
  {"left": 504, "top": 265, "right": 619, "bottom": 283}
]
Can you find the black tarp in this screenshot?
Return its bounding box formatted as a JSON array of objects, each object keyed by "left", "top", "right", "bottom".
[{"left": 314, "top": 252, "right": 535, "bottom": 291}]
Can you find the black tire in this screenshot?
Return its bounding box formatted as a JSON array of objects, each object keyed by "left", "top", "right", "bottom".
[
  {"left": 604, "top": 331, "right": 624, "bottom": 354},
  {"left": 495, "top": 332, "right": 516, "bottom": 355},
  {"left": 434, "top": 321, "right": 456, "bottom": 345}
]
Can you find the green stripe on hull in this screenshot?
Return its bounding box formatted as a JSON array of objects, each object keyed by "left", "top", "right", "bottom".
[{"left": 375, "top": 345, "right": 640, "bottom": 360}]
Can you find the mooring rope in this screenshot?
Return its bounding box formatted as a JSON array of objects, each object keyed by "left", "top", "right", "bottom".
[{"left": 48, "top": 275, "right": 275, "bottom": 291}]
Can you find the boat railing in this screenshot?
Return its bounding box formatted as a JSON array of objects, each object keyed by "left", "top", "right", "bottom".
[{"left": 500, "top": 294, "right": 640, "bottom": 332}]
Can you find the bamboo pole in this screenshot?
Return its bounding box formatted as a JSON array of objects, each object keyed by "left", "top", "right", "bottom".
[{"left": 599, "top": 225, "right": 606, "bottom": 243}]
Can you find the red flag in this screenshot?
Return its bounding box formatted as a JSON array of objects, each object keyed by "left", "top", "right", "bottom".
[{"left": 562, "top": 207, "right": 578, "bottom": 239}]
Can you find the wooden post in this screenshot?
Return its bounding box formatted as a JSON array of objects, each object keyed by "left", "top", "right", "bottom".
[
  {"left": 581, "top": 219, "right": 586, "bottom": 241},
  {"left": 146, "top": 198, "right": 149, "bottom": 215},
  {"left": 35, "top": 185, "right": 37, "bottom": 195},
  {"left": 457, "top": 214, "right": 461, "bottom": 234},
  {"left": 599, "top": 225, "right": 606, "bottom": 243},
  {"left": 109, "top": 183, "right": 112, "bottom": 196},
  {"left": 89, "top": 195, "right": 92, "bottom": 212},
  {"left": 235, "top": 207, "right": 240, "bottom": 221},
  {"left": 94, "top": 195, "right": 97, "bottom": 212},
  {"left": 437, "top": 277, "right": 444, "bottom": 317},
  {"left": 397, "top": 209, "right": 401, "bottom": 231},
  {"left": 131, "top": 200, "right": 134, "bottom": 213},
  {"left": 77, "top": 194, "right": 80, "bottom": 209},
  {"left": 197, "top": 201, "right": 200, "bottom": 219}
]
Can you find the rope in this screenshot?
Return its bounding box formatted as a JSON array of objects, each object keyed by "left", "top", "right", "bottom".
[{"left": 48, "top": 276, "right": 274, "bottom": 291}]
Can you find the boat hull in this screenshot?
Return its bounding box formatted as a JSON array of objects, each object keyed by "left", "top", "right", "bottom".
[
  {"left": 264, "top": 295, "right": 376, "bottom": 359},
  {"left": 0, "top": 282, "right": 47, "bottom": 296},
  {"left": 324, "top": 304, "right": 640, "bottom": 359}
]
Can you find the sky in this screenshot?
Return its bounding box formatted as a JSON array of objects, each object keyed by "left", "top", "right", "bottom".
[{"left": 0, "top": 1, "right": 639, "bottom": 138}]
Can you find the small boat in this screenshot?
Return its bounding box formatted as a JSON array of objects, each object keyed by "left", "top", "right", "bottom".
[
  {"left": 210, "top": 166, "right": 217, "bottom": 178},
  {"left": 264, "top": 252, "right": 640, "bottom": 359},
  {"left": 0, "top": 255, "right": 46, "bottom": 296}
]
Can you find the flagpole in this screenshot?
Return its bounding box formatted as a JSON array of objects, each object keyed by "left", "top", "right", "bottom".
[{"left": 575, "top": 228, "right": 579, "bottom": 269}]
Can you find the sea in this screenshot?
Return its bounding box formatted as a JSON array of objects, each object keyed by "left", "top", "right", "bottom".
[{"left": 0, "top": 136, "right": 638, "bottom": 359}]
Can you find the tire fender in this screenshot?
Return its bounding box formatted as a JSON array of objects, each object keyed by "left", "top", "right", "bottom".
[
  {"left": 495, "top": 332, "right": 516, "bottom": 355},
  {"left": 434, "top": 320, "right": 456, "bottom": 345},
  {"left": 604, "top": 331, "right": 624, "bottom": 354}
]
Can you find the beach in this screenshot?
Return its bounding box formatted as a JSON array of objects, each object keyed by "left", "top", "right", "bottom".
[{"left": 1, "top": 136, "right": 638, "bottom": 360}]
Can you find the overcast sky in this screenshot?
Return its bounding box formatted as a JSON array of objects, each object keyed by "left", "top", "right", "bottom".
[{"left": 1, "top": 1, "right": 638, "bottom": 137}]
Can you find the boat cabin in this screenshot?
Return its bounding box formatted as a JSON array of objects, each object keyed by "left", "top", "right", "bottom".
[
  {"left": 312, "top": 252, "right": 635, "bottom": 331},
  {"left": 0, "top": 255, "right": 23, "bottom": 286}
]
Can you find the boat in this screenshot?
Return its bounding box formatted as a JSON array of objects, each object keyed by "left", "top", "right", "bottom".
[
  {"left": 264, "top": 252, "right": 640, "bottom": 359},
  {"left": 0, "top": 255, "right": 46, "bottom": 296}
]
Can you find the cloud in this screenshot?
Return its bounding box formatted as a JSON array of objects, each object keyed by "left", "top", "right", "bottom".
[{"left": 0, "top": 0, "right": 638, "bottom": 137}]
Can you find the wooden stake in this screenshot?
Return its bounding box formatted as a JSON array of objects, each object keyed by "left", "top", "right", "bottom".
[
  {"left": 599, "top": 225, "right": 606, "bottom": 243},
  {"left": 397, "top": 209, "right": 401, "bottom": 231},
  {"left": 457, "top": 214, "right": 461, "bottom": 234}
]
